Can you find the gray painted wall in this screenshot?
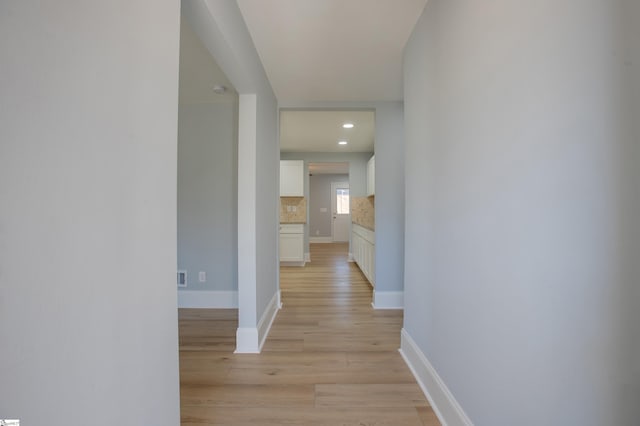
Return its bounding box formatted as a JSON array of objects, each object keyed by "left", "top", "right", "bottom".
[
  {"left": 183, "top": 0, "right": 279, "bottom": 333},
  {"left": 255, "top": 90, "right": 279, "bottom": 321},
  {"left": 403, "top": 1, "right": 640, "bottom": 424},
  {"left": 177, "top": 101, "right": 238, "bottom": 292},
  {"left": 373, "top": 103, "right": 404, "bottom": 294},
  {"left": 0, "top": 1, "right": 180, "bottom": 424},
  {"left": 309, "top": 174, "right": 349, "bottom": 238},
  {"left": 281, "top": 152, "right": 371, "bottom": 256}
]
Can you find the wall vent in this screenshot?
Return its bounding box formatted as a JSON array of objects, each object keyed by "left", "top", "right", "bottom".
[{"left": 177, "top": 270, "right": 187, "bottom": 287}]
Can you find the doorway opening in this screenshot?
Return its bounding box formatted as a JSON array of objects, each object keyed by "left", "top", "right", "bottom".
[
  {"left": 308, "top": 162, "right": 350, "bottom": 243},
  {"left": 331, "top": 181, "right": 350, "bottom": 242}
]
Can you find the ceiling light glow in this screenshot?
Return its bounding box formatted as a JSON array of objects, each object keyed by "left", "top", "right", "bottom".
[
  {"left": 342, "top": 123, "right": 354, "bottom": 129},
  {"left": 338, "top": 141, "right": 348, "bottom": 145}
]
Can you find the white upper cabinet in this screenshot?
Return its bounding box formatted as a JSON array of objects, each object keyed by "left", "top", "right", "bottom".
[
  {"left": 280, "top": 160, "right": 304, "bottom": 196},
  {"left": 366, "top": 155, "right": 375, "bottom": 196}
]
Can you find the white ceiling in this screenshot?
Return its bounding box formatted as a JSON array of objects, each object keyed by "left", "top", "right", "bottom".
[
  {"left": 181, "top": 3, "right": 425, "bottom": 152},
  {"left": 179, "top": 19, "right": 237, "bottom": 104},
  {"left": 280, "top": 110, "right": 375, "bottom": 152},
  {"left": 236, "top": 0, "right": 427, "bottom": 103}
]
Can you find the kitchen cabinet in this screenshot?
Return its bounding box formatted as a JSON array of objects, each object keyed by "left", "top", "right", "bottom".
[
  {"left": 366, "top": 155, "right": 375, "bottom": 196},
  {"left": 280, "top": 160, "right": 304, "bottom": 196},
  {"left": 352, "top": 223, "right": 375, "bottom": 286},
  {"left": 279, "top": 224, "right": 304, "bottom": 265}
]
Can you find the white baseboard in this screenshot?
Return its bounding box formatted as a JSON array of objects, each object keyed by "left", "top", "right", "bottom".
[
  {"left": 371, "top": 290, "right": 404, "bottom": 309},
  {"left": 348, "top": 252, "right": 354, "bottom": 262},
  {"left": 235, "top": 327, "right": 259, "bottom": 353},
  {"left": 178, "top": 290, "right": 238, "bottom": 308},
  {"left": 258, "top": 291, "right": 280, "bottom": 350},
  {"left": 234, "top": 292, "right": 281, "bottom": 354},
  {"left": 305, "top": 252, "right": 311, "bottom": 263},
  {"left": 280, "top": 260, "right": 305, "bottom": 267},
  {"left": 310, "top": 237, "right": 333, "bottom": 243},
  {"left": 399, "top": 329, "right": 473, "bottom": 426}
]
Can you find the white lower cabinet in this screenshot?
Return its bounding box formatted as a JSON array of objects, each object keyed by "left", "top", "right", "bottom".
[
  {"left": 352, "top": 224, "right": 375, "bottom": 286},
  {"left": 280, "top": 224, "right": 304, "bottom": 265}
]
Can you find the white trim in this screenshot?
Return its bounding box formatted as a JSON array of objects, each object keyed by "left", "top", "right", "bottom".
[
  {"left": 235, "top": 327, "right": 259, "bottom": 354},
  {"left": 236, "top": 94, "right": 258, "bottom": 353},
  {"left": 371, "top": 291, "right": 404, "bottom": 309},
  {"left": 178, "top": 290, "right": 238, "bottom": 308},
  {"left": 399, "top": 329, "right": 473, "bottom": 426},
  {"left": 348, "top": 252, "right": 354, "bottom": 262},
  {"left": 235, "top": 291, "right": 281, "bottom": 354},
  {"left": 309, "top": 237, "right": 333, "bottom": 243},
  {"left": 258, "top": 291, "right": 280, "bottom": 350},
  {"left": 304, "top": 252, "right": 311, "bottom": 262}
]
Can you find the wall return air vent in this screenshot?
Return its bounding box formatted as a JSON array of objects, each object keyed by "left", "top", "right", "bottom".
[{"left": 177, "top": 270, "right": 187, "bottom": 287}]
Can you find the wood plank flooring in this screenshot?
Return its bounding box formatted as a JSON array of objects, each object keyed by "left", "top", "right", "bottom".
[{"left": 179, "top": 243, "right": 440, "bottom": 426}]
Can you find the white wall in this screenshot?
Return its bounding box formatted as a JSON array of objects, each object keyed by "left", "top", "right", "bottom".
[
  {"left": 177, "top": 101, "right": 238, "bottom": 294},
  {"left": 0, "top": 1, "right": 180, "bottom": 425},
  {"left": 403, "top": 1, "right": 640, "bottom": 424}
]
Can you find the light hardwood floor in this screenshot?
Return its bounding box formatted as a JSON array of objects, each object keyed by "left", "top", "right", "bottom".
[{"left": 179, "top": 242, "right": 440, "bottom": 426}]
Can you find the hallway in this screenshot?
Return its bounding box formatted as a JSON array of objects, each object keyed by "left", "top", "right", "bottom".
[{"left": 179, "top": 243, "right": 439, "bottom": 425}]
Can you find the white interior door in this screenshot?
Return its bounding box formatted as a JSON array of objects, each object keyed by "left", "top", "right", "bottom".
[{"left": 331, "top": 181, "right": 350, "bottom": 242}]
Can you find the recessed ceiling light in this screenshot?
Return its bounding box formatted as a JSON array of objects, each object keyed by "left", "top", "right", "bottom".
[
  {"left": 342, "top": 123, "right": 354, "bottom": 129},
  {"left": 338, "top": 141, "right": 348, "bottom": 145}
]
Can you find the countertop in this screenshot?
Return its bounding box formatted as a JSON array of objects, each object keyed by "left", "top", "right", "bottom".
[{"left": 352, "top": 222, "right": 375, "bottom": 232}]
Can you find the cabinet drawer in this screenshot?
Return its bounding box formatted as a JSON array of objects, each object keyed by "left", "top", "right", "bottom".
[{"left": 280, "top": 224, "right": 304, "bottom": 234}]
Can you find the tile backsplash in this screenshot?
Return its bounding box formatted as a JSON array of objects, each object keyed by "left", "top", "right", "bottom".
[
  {"left": 280, "top": 197, "right": 307, "bottom": 223},
  {"left": 351, "top": 196, "right": 375, "bottom": 230}
]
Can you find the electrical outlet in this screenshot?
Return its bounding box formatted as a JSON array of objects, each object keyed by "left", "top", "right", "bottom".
[{"left": 198, "top": 271, "right": 206, "bottom": 282}]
